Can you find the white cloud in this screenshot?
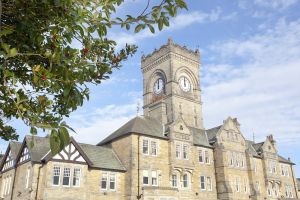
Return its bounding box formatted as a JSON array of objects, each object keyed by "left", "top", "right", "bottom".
[
  {"left": 254, "top": 0, "right": 299, "bottom": 9},
  {"left": 202, "top": 19, "right": 300, "bottom": 145},
  {"left": 109, "top": 8, "right": 229, "bottom": 48},
  {"left": 68, "top": 99, "right": 142, "bottom": 144}
]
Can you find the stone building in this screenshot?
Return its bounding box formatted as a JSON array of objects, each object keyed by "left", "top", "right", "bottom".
[{"left": 0, "top": 39, "right": 298, "bottom": 200}]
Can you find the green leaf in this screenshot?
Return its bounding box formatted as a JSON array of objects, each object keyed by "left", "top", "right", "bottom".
[
  {"left": 8, "top": 48, "right": 18, "bottom": 57},
  {"left": 147, "top": 24, "right": 155, "bottom": 33},
  {"left": 134, "top": 24, "right": 144, "bottom": 33},
  {"left": 59, "top": 126, "right": 70, "bottom": 147},
  {"left": 30, "top": 127, "right": 37, "bottom": 135},
  {"left": 50, "top": 129, "right": 61, "bottom": 155}
]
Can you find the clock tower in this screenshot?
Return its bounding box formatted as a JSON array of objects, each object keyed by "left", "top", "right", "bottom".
[{"left": 141, "top": 38, "right": 204, "bottom": 129}]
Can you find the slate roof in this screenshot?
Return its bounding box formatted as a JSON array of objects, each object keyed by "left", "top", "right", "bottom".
[
  {"left": 79, "top": 143, "right": 125, "bottom": 171},
  {"left": 99, "top": 116, "right": 167, "bottom": 145},
  {"left": 188, "top": 127, "right": 211, "bottom": 148},
  {"left": 13, "top": 135, "right": 125, "bottom": 171},
  {"left": 25, "top": 135, "right": 51, "bottom": 162},
  {"left": 9, "top": 141, "right": 22, "bottom": 160},
  {"left": 278, "top": 155, "right": 294, "bottom": 165},
  {"left": 206, "top": 125, "right": 222, "bottom": 142}
]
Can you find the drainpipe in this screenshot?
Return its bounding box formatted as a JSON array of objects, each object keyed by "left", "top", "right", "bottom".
[
  {"left": 290, "top": 163, "right": 298, "bottom": 199},
  {"left": 10, "top": 163, "right": 18, "bottom": 200},
  {"left": 137, "top": 135, "right": 141, "bottom": 199},
  {"left": 35, "top": 162, "right": 44, "bottom": 200}
]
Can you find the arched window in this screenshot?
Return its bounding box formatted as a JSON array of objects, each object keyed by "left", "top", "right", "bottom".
[{"left": 183, "top": 173, "right": 189, "bottom": 188}]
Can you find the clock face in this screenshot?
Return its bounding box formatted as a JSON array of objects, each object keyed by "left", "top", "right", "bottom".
[
  {"left": 153, "top": 78, "right": 164, "bottom": 94},
  {"left": 179, "top": 76, "right": 191, "bottom": 92}
]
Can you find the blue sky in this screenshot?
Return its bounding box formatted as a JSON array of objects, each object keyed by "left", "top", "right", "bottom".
[{"left": 2, "top": 0, "right": 300, "bottom": 176}]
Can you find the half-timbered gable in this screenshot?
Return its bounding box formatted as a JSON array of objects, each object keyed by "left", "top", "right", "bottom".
[
  {"left": 42, "top": 138, "right": 93, "bottom": 166},
  {"left": 0, "top": 142, "right": 22, "bottom": 172}
]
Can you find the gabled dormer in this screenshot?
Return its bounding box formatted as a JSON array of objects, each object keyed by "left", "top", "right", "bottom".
[
  {"left": 207, "top": 117, "right": 247, "bottom": 150},
  {"left": 42, "top": 137, "right": 93, "bottom": 166},
  {"left": 169, "top": 115, "right": 193, "bottom": 144}
]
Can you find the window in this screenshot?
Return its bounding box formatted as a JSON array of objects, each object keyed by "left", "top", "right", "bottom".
[
  {"left": 73, "top": 168, "right": 81, "bottom": 187},
  {"left": 151, "top": 171, "right": 158, "bottom": 186},
  {"left": 109, "top": 174, "right": 116, "bottom": 190},
  {"left": 243, "top": 178, "right": 248, "bottom": 193},
  {"left": 241, "top": 154, "right": 244, "bottom": 168},
  {"left": 101, "top": 173, "right": 108, "bottom": 190},
  {"left": 267, "top": 182, "right": 272, "bottom": 196},
  {"left": 143, "top": 170, "right": 149, "bottom": 185},
  {"left": 172, "top": 174, "right": 177, "bottom": 188},
  {"left": 176, "top": 144, "right": 181, "bottom": 158},
  {"left": 274, "top": 184, "right": 279, "bottom": 197},
  {"left": 143, "top": 139, "right": 149, "bottom": 155},
  {"left": 235, "top": 177, "right": 240, "bottom": 192},
  {"left": 255, "top": 181, "right": 260, "bottom": 193},
  {"left": 6, "top": 175, "right": 12, "bottom": 195},
  {"left": 285, "top": 184, "right": 293, "bottom": 198},
  {"left": 254, "top": 159, "right": 257, "bottom": 173},
  {"left": 205, "top": 151, "right": 210, "bottom": 164},
  {"left": 200, "top": 176, "right": 206, "bottom": 190},
  {"left": 199, "top": 149, "right": 203, "bottom": 163},
  {"left": 281, "top": 164, "right": 285, "bottom": 175},
  {"left": 183, "top": 144, "right": 188, "bottom": 159},
  {"left": 25, "top": 167, "right": 30, "bottom": 188},
  {"left": 52, "top": 166, "right": 61, "bottom": 186},
  {"left": 151, "top": 141, "right": 157, "bottom": 156},
  {"left": 183, "top": 174, "right": 189, "bottom": 188},
  {"left": 235, "top": 153, "right": 239, "bottom": 167},
  {"left": 62, "top": 167, "right": 71, "bottom": 186},
  {"left": 207, "top": 176, "right": 212, "bottom": 191}
]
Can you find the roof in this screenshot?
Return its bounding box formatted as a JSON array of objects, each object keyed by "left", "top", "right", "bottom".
[
  {"left": 245, "top": 140, "right": 260, "bottom": 157},
  {"left": 79, "top": 143, "right": 125, "bottom": 171},
  {"left": 252, "top": 142, "right": 264, "bottom": 152},
  {"left": 15, "top": 135, "right": 125, "bottom": 171},
  {"left": 25, "top": 135, "right": 51, "bottom": 162},
  {"left": 99, "top": 116, "right": 167, "bottom": 145},
  {"left": 9, "top": 141, "right": 22, "bottom": 160},
  {"left": 206, "top": 125, "right": 222, "bottom": 141},
  {"left": 0, "top": 141, "right": 22, "bottom": 171},
  {"left": 278, "top": 155, "right": 294, "bottom": 165},
  {"left": 188, "top": 127, "right": 211, "bottom": 148}
]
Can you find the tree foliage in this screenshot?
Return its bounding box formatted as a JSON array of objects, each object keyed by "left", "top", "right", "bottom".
[{"left": 0, "top": 0, "right": 187, "bottom": 154}]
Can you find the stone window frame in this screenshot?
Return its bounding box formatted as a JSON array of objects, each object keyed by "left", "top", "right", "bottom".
[
  {"left": 206, "top": 176, "right": 212, "bottom": 191},
  {"left": 142, "top": 137, "right": 159, "bottom": 157},
  {"left": 101, "top": 172, "right": 117, "bottom": 191},
  {"left": 200, "top": 175, "right": 206, "bottom": 191},
  {"left": 62, "top": 167, "right": 71, "bottom": 187},
  {"left": 72, "top": 168, "right": 81, "bottom": 187},
  {"left": 25, "top": 166, "right": 31, "bottom": 189},
  {"left": 182, "top": 173, "right": 190, "bottom": 189},
  {"left": 235, "top": 176, "right": 240, "bottom": 192},
  {"left": 175, "top": 142, "right": 189, "bottom": 160},
  {"left": 171, "top": 173, "right": 178, "bottom": 188},
  {"left": 143, "top": 169, "right": 159, "bottom": 187},
  {"left": 1, "top": 174, "right": 13, "bottom": 197},
  {"left": 52, "top": 165, "right": 83, "bottom": 188}
]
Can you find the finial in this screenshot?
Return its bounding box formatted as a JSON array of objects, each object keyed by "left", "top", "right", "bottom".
[
  {"left": 168, "top": 37, "right": 173, "bottom": 45},
  {"left": 253, "top": 131, "right": 255, "bottom": 143},
  {"left": 136, "top": 102, "right": 140, "bottom": 116}
]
